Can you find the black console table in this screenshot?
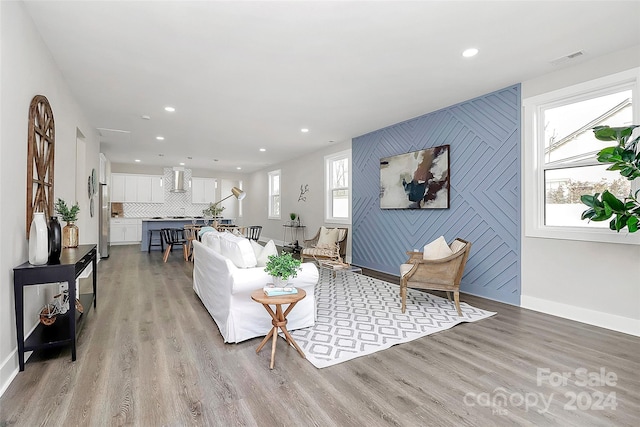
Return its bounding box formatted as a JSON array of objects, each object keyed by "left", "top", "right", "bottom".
[
  {"left": 282, "top": 224, "right": 306, "bottom": 253},
  {"left": 13, "top": 244, "right": 97, "bottom": 371}
]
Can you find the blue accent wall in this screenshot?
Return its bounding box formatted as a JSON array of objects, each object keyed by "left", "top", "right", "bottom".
[{"left": 352, "top": 85, "right": 521, "bottom": 305}]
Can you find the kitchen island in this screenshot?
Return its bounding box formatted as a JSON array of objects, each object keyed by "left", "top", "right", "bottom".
[{"left": 139, "top": 217, "right": 232, "bottom": 251}]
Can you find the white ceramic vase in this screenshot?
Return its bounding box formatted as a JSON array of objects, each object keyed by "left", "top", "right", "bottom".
[{"left": 29, "top": 212, "right": 49, "bottom": 265}]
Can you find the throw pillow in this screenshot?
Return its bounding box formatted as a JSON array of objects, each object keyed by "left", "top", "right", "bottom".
[
  {"left": 250, "top": 239, "right": 278, "bottom": 267},
  {"left": 219, "top": 233, "right": 257, "bottom": 268},
  {"left": 201, "top": 232, "right": 222, "bottom": 253},
  {"left": 317, "top": 226, "right": 339, "bottom": 249},
  {"left": 423, "top": 236, "right": 453, "bottom": 260}
]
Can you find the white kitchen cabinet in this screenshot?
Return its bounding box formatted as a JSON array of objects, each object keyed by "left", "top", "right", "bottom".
[
  {"left": 110, "top": 218, "right": 142, "bottom": 244},
  {"left": 151, "top": 175, "right": 164, "bottom": 203},
  {"left": 111, "top": 173, "right": 164, "bottom": 203},
  {"left": 192, "top": 177, "right": 216, "bottom": 204},
  {"left": 137, "top": 176, "right": 153, "bottom": 202},
  {"left": 124, "top": 175, "right": 137, "bottom": 202},
  {"left": 111, "top": 174, "right": 126, "bottom": 202}
]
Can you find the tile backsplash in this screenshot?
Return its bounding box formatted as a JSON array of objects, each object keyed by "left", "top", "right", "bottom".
[{"left": 119, "top": 168, "right": 211, "bottom": 218}]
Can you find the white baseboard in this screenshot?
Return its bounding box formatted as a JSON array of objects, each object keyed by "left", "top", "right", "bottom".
[
  {"left": 0, "top": 322, "right": 37, "bottom": 398},
  {"left": 521, "top": 295, "right": 640, "bottom": 337}
]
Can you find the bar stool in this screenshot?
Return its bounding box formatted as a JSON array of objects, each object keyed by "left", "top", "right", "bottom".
[{"left": 148, "top": 229, "right": 164, "bottom": 253}]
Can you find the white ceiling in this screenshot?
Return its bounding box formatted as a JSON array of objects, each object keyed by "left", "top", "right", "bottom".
[{"left": 23, "top": 1, "right": 640, "bottom": 173}]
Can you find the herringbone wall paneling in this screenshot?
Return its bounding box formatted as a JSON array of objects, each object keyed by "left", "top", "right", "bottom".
[{"left": 352, "top": 85, "right": 521, "bottom": 305}]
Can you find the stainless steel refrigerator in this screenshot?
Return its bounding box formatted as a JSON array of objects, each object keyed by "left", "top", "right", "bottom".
[{"left": 99, "top": 183, "right": 110, "bottom": 258}]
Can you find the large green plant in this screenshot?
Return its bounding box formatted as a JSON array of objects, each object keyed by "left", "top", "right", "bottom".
[
  {"left": 580, "top": 125, "right": 640, "bottom": 232},
  {"left": 264, "top": 253, "right": 301, "bottom": 281}
]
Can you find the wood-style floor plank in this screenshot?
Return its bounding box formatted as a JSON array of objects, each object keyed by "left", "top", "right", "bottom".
[{"left": 1, "top": 245, "right": 638, "bottom": 426}]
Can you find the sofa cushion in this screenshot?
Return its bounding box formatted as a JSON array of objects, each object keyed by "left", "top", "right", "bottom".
[
  {"left": 423, "top": 236, "right": 453, "bottom": 260},
  {"left": 201, "top": 231, "right": 223, "bottom": 253},
  {"left": 250, "top": 239, "right": 278, "bottom": 267},
  {"left": 220, "top": 233, "right": 257, "bottom": 268},
  {"left": 317, "top": 226, "right": 339, "bottom": 249}
]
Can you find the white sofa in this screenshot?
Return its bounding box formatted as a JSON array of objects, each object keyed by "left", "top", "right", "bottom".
[{"left": 192, "top": 236, "right": 318, "bottom": 343}]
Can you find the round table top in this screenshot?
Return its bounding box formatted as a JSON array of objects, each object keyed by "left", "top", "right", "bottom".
[{"left": 251, "top": 288, "right": 306, "bottom": 305}]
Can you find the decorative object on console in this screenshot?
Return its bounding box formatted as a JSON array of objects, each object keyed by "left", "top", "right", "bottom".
[
  {"left": 26, "top": 95, "right": 55, "bottom": 237},
  {"left": 28, "top": 212, "right": 49, "bottom": 265},
  {"left": 380, "top": 144, "right": 450, "bottom": 209},
  {"left": 48, "top": 215, "right": 62, "bottom": 263},
  {"left": 298, "top": 184, "right": 309, "bottom": 202},
  {"left": 55, "top": 198, "right": 80, "bottom": 248}
]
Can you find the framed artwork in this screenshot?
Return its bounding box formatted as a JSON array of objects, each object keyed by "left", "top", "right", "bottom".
[{"left": 380, "top": 144, "right": 450, "bottom": 209}]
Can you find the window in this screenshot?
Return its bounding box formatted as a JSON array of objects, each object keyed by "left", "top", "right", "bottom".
[
  {"left": 268, "top": 170, "right": 280, "bottom": 219},
  {"left": 325, "top": 150, "right": 351, "bottom": 223},
  {"left": 524, "top": 68, "right": 640, "bottom": 244}
]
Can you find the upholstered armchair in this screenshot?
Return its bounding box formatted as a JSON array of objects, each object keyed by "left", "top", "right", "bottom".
[
  {"left": 300, "top": 227, "right": 348, "bottom": 263},
  {"left": 400, "top": 238, "right": 471, "bottom": 315}
]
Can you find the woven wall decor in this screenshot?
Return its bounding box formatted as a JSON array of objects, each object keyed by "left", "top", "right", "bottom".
[{"left": 26, "top": 95, "right": 55, "bottom": 237}]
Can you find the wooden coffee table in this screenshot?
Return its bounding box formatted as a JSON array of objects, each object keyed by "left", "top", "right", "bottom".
[{"left": 251, "top": 288, "right": 307, "bottom": 369}]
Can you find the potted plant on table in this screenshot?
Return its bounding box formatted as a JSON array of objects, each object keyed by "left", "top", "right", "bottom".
[
  {"left": 54, "top": 198, "right": 80, "bottom": 248},
  {"left": 264, "top": 252, "right": 302, "bottom": 287}
]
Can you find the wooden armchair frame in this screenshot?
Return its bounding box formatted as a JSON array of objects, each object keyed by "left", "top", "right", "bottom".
[
  {"left": 400, "top": 238, "right": 471, "bottom": 315},
  {"left": 300, "top": 227, "right": 348, "bottom": 263}
]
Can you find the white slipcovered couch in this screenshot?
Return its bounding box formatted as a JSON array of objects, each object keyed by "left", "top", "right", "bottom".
[{"left": 192, "top": 232, "right": 318, "bottom": 343}]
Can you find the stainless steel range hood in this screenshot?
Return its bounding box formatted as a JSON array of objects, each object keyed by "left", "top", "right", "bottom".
[{"left": 171, "top": 167, "right": 186, "bottom": 193}]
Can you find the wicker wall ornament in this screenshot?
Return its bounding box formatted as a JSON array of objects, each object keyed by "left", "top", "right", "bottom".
[{"left": 26, "top": 95, "right": 55, "bottom": 237}]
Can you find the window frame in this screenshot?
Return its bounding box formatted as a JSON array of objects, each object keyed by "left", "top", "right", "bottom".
[
  {"left": 523, "top": 67, "right": 640, "bottom": 245},
  {"left": 324, "top": 150, "right": 351, "bottom": 224},
  {"left": 268, "top": 169, "right": 281, "bottom": 219}
]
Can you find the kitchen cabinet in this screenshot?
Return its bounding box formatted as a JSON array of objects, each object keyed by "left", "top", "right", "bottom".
[
  {"left": 151, "top": 176, "right": 164, "bottom": 203},
  {"left": 111, "top": 173, "right": 164, "bottom": 203},
  {"left": 111, "top": 174, "right": 126, "bottom": 202},
  {"left": 110, "top": 218, "right": 142, "bottom": 243},
  {"left": 192, "top": 177, "right": 216, "bottom": 204}
]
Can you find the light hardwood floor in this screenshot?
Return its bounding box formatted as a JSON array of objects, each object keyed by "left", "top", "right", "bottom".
[{"left": 1, "top": 245, "right": 638, "bottom": 426}]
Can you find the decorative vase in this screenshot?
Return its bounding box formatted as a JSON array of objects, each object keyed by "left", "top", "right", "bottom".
[
  {"left": 29, "top": 212, "right": 49, "bottom": 265},
  {"left": 272, "top": 276, "right": 287, "bottom": 287},
  {"left": 48, "top": 216, "right": 62, "bottom": 263},
  {"left": 63, "top": 221, "right": 79, "bottom": 248}
]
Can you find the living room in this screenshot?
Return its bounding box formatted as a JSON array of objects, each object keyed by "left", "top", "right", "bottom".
[{"left": 1, "top": 1, "right": 639, "bottom": 425}]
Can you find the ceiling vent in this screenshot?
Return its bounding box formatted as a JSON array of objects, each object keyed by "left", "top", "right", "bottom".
[
  {"left": 550, "top": 50, "right": 585, "bottom": 66},
  {"left": 171, "top": 167, "right": 186, "bottom": 193}
]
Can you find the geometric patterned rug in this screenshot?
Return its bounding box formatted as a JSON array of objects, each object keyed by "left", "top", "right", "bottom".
[{"left": 285, "top": 270, "right": 497, "bottom": 368}]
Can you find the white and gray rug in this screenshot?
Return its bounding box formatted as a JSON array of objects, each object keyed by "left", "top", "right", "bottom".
[{"left": 285, "top": 270, "right": 496, "bottom": 368}]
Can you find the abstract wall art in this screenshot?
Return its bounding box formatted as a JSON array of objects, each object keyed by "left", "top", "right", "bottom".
[{"left": 380, "top": 144, "right": 450, "bottom": 209}]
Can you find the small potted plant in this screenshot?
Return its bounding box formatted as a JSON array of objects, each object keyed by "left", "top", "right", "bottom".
[
  {"left": 289, "top": 212, "right": 297, "bottom": 226},
  {"left": 203, "top": 203, "right": 225, "bottom": 218},
  {"left": 264, "top": 253, "right": 302, "bottom": 286},
  {"left": 54, "top": 198, "right": 80, "bottom": 248}
]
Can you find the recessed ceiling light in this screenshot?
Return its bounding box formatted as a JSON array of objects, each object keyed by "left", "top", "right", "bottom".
[
  {"left": 158, "top": 154, "right": 164, "bottom": 157},
  {"left": 301, "top": 128, "right": 309, "bottom": 133},
  {"left": 328, "top": 140, "right": 335, "bottom": 143},
  {"left": 164, "top": 106, "right": 175, "bottom": 112},
  {"left": 135, "top": 159, "right": 141, "bottom": 162},
  {"left": 236, "top": 167, "right": 242, "bottom": 170},
  {"left": 141, "top": 115, "right": 151, "bottom": 120},
  {"left": 156, "top": 136, "right": 164, "bottom": 141},
  {"left": 187, "top": 156, "right": 192, "bottom": 160},
  {"left": 179, "top": 162, "right": 185, "bottom": 166},
  {"left": 259, "top": 148, "right": 266, "bottom": 152},
  {"left": 462, "top": 48, "right": 479, "bottom": 58}
]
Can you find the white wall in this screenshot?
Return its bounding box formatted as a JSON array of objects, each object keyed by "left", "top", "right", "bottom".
[
  {"left": 0, "top": 1, "right": 100, "bottom": 394},
  {"left": 521, "top": 46, "right": 640, "bottom": 336},
  {"left": 243, "top": 140, "right": 352, "bottom": 261}
]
